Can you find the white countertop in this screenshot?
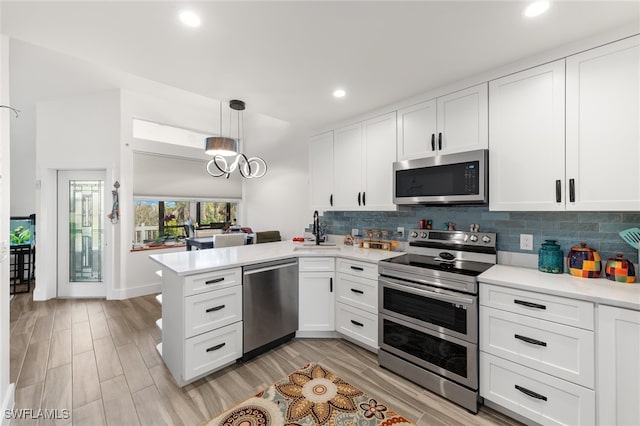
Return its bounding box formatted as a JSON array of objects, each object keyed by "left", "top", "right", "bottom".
[
  {"left": 149, "top": 241, "right": 404, "bottom": 276},
  {"left": 479, "top": 264, "right": 640, "bottom": 311}
]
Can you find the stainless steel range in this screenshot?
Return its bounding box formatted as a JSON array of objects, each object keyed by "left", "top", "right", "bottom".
[{"left": 378, "top": 229, "right": 497, "bottom": 413}]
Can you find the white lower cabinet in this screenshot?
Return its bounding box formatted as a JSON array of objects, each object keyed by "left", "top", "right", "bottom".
[
  {"left": 160, "top": 267, "right": 243, "bottom": 386},
  {"left": 481, "top": 352, "right": 595, "bottom": 426},
  {"left": 298, "top": 257, "right": 335, "bottom": 333},
  {"left": 335, "top": 303, "right": 377, "bottom": 349},
  {"left": 480, "top": 283, "right": 595, "bottom": 425},
  {"left": 597, "top": 305, "right": 640, "bottom": 426}
]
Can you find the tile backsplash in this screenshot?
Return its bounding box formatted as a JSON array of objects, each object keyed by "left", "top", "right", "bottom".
[{"left": 318, "top": 207, "right": 640, "bottom": 264}]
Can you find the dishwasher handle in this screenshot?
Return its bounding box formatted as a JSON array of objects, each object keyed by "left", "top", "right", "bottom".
[{"left": 243, "top": 258, "right": 298, "bottom": 276}]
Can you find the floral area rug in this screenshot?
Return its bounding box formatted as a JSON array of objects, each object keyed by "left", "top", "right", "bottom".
[{"left": 203, "top": 363, "right": 416, "bottom": 426}]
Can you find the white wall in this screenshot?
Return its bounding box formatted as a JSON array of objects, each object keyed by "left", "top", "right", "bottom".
[
  {"left": 34, "top": 89, "right": 120, "bottom": 300},
  {"left": 0, "top": 30, "right": 15, "bottom": 424}
]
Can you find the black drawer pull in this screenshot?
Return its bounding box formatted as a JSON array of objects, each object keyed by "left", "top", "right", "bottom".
[
  {"left": 514, "top": 299, "right": 546, "bottom": 310},
  {"left": 357, "top": 192, "right": 361, "bottom": 206},
  {"left": 569, "top": 178, "right": 576, "bottom": 203},
  {"left": 350, "top": 320, "right": 364, "bottom": 327},
  {"left": 330, "top": 194, "right": 333, "bottom": 206},
  {"left": 438, "top": 132, "right": 442, "bottom": 150},
  {"left": 350, "top": 266, "right": 364, "bottom": 271},
  {"left": 431, "top": 133, "right": 435, "bottom": 151},
  {"left": 206, "top": 342, "right": 226, "bottom": 352},
  {"left": 205, "top": 305, "right": 225, "bottom": 313},
  {"left": 362, "top": 192, "right": 366, "bottom": 206},
  {"left": 515, "top": 385, "right": 547, "bottom": 401},
  {"left": 350, "top": 288, "right": 364, "bottom": 294},
  {"left": 205, "top": 277, "right": 225, "bottom": 285},
  {"left": 555, "top": 180, "right": 561, "bottom": 203},
  {"left": 330, "top": 277, "right": 333, "bottom": 293},
  {"left": 515, "top": 334, "right": 547, "bottom": 347}
]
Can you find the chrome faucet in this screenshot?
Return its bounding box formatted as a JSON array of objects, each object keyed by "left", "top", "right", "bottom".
[{"left": 313, "top": 210, "right": 321, "bottom": 245}]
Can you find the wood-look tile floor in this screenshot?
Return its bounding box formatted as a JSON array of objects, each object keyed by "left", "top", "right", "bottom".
[{"left": 10, "top": 291, "right": 522, "bottom": 426}]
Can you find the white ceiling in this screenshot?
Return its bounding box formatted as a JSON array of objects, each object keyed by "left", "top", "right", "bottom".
[{"left": 3, "top": 1, "right": 639, "bottom": 131}]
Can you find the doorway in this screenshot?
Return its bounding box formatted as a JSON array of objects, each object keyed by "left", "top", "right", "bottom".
[{"left": 57, "top": 170, "right": 108, "bottom": 298}]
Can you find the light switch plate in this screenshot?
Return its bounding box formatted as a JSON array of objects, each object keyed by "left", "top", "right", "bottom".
[
  {"left": 397, "top": 227, "right": 404, "bottom": 238},
  {"left": 520, "top": 234, "right": 533, "bottom": 251},
  {"left": 351, "top": 228, "right": 359, "bottom": 237}
]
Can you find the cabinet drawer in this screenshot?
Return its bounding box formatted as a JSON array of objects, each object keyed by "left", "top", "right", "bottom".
[
  {"left": 480, "top": 352, "right": 595, "bottom": 426},
  {"left": 298, "top": 257, "right": 335, "bottom": 272},
  {"left": 184, "top": 321, "right": 242, "bottom": 381},
  {"left": 184, "top": 268, "right": 242, "bottom": 297},
  {"left": 335, "top": 303, "right": 378, "bottom": 349},
  {"left": 480, "top": 306, "right": 594, "bottom": 388},
  {"left": 336, "top": 258, "right": 378, "bottom": 280},
  {"left": 480, "top": 283, "right": 594, "bottom": 330},
  {"left": 185, "top": 285, "right": 242, "bottom": 338},
  {"left": 336, "top": 273, "right": 378, "bottom": 314}
]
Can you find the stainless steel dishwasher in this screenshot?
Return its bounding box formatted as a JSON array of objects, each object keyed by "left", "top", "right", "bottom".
[{"left": 242, "top": 258, "right": 298, "bottom": 360}]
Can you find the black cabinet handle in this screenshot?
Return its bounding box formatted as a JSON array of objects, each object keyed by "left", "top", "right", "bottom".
[
  {"left": 515, "top": 334, "right": 547, "bottom": 347},
  {"left": 515, "top": 385, "right": 547, "bottom": 401},
  {"left": 350, "top": 266, "right": 364, "bottom": 271},
  {"left": 357, "top": 192, "right": 361, "bottom": 206},
  {"left": 351, "top": 320, "right": 364, "bottom": 327},
  {"left": 362, "top": 192, "right": 366, "bottom": 206},
  {"left": 330, "top": 194, "right": 333, "bottom": 207},
  {"left": 206, "top": 342, "right": 226, "bottom": 352},
  {"left": 329, "top": 277, "right": 333, "bottom": 293},
  {"left": 350, "top": 288, "right": 364, "bottom": 294},
  {"left": 205, "top": 277, "right": 225, "bottom": 285},
  {"left": 569, "top": 178, "right": 575, "bottom": 202},
  {"left": 205, "top": 305, "right": 225, "bottom": 313},
  {"left": 514, "top": 299, "right": 546, "bottom": 310},
  {"left": 438, "top": 132, "right": 442, "bottom": 150},
  {"left": 431, "top": 134, "right": 435, "bottom": 151},
  {"left": 555, "top": 180, "right": 561, "bottom": 203}
]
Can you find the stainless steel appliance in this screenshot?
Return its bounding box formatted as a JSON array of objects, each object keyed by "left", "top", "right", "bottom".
[
  {"left": 378, "top": 229, "right": 497, "bottom": 413},
  {"left": 393, "top": 149, "right": 488, "bottom": 205},
  {"left": 242, "top": 258, "right": 298, "bottom": 360}
]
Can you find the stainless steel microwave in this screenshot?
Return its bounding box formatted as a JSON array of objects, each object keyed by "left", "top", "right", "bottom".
[{"left": 393, "top": 149, "right": 488, "bottom": 205}]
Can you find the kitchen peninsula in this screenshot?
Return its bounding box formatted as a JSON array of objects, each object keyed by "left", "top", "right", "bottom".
[{"left": 149, "top": 241, "right": 402, "bottom": 386}]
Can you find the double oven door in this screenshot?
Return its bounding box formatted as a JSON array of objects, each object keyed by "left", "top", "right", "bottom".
[{"left": 378, "top": 276, "right": 478, "bottom": 389}]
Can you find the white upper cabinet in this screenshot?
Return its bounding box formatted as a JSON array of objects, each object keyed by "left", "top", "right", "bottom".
[
  {"left": 565, "top": 36, "right": 640, "bottom": 211},
  {"left": 397, "top": 83, "right": 488, "bottom": 160},
  {"left": 309, "top": 131, "right": 335, "bottom": 211},
  {"left": 333, "top": 123, "right": 363, "bottom": 210},
  {"left": 362, "top": 112, "right": 397, "bottom": 210},
  {"left": 489, "top": 60, "right": 566, "bottom": 211}
]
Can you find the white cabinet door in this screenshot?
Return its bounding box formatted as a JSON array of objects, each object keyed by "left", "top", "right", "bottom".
[
  {"left": 362, "top": 112, "right": 397, "bottom": 210},
  {"left": 436, "top": 83, "right": 488, "bottom": 155},
  {"left": 333, "top": 123, "right": 362, "bottom": 210},
  {"left": 397, "top": 99, "right": 437, "bottom": 159},
  {"left": 309, "top": 131, "right": 335, "bottom": 210},
  {"left": 489, "top": 60, "right": 566, "bottom": 211},
  {"left": 566, "top": 36, "right": 640, "bottom": 211},
  {"left": 298, "top": 272, "right": 335, "bottom": 331},
  {"left": 598, "top": 305, "right": 640, "bottom": 426}
]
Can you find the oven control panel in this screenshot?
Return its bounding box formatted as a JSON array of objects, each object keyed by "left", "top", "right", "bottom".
[{"left": 408, "top": 229, "right": 496, "bottom": 248}]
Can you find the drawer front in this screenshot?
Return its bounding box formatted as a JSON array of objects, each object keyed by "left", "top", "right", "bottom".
[
  {"left": 298, "top": 257, "right": 335, "bottom": 272},
  {"left": 337, "top": 258, "right": 378, "bottom": 280},
  {"left": 184, "top": 268, "right": 242, "bottom": 297},
  {"left": 184, "top": 321, "right": 242, "bottom": 381},
  {"left": 335, "top": 302, "right": 378, "bottom": 349},
  {"left": 480, "top": 306, "right": 594, "bottom": 388},
  {"left": 480, "top": 352, "right": 595, "bottom": 426},
  {"left": 185, "top": 285, "right": 242, "bottom": 338},
  {"left": 480, "top": 283, "right": 594, "bottom": 330},
  {"left": 336, "top": 273, "right": 378, "bottom": 314}
]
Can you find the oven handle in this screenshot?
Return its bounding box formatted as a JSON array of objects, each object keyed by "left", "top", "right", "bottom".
[{"left": 379, "top": 277, "right": 475, "bottom": 305}]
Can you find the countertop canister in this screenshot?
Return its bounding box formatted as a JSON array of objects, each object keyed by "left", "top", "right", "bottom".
[
  {"left": 538, "top": 239, "right": 563, "bottom": 274},
  {"left": 605, "top": 253, "right": 636, "bottom": 283},
  {"left": 567, "top": 242, "right": 602, "bottom": 278}
]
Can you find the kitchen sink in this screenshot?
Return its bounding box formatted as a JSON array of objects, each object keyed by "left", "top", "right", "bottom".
[{"left": 293, "top": 243, "right": 340, "bottom": 252}]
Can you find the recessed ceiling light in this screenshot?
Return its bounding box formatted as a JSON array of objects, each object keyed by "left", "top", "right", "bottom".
[
  {"left": 524, "top": 1, "right": 550, "bottom": 18},
  {"left": 179, "top": 10, "right": 201, "bottom": 27},
  {"left": 333, "top": 89, "right": 346, "bottom": 98}
]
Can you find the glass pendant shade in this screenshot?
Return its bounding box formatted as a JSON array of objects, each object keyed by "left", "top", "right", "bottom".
[{"left": 205, "top": 136, "right": 238, "bottom": 156}]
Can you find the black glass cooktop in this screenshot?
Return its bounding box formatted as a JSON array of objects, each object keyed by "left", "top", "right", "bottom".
[{"left": 382, "top": 253, "right": 494, "bottom": 277}]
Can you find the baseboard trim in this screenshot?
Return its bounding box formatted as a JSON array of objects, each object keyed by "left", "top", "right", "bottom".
[
  {"left": 108, "top": 282, "right": 161, "bottom": 300},
  {"left": 1, "top": 383, "right": 15, "bottom": 426}
]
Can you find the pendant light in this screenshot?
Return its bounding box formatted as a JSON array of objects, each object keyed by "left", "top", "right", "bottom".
[{"left": 205, "top": 100, "right": 267, "bottom": 179}]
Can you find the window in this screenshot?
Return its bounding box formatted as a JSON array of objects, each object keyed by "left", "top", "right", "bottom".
[{"left": 133, "top": 199, "right": 239, "bottom": 245}]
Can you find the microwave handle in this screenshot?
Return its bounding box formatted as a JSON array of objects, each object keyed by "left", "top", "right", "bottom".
[{"left": 431, "top": 134, "right": 435, "bottom": 151}]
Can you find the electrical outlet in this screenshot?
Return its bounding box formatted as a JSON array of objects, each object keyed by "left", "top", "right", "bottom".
[
  {"left": 397, "top": 227, "right": 404, "bottom": 238},
  {"left": 520, "top": 234, "right": 533, "bottom": 251},
  {"left": 351, "top": 228, "right": 359, "bottom": 237}
]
